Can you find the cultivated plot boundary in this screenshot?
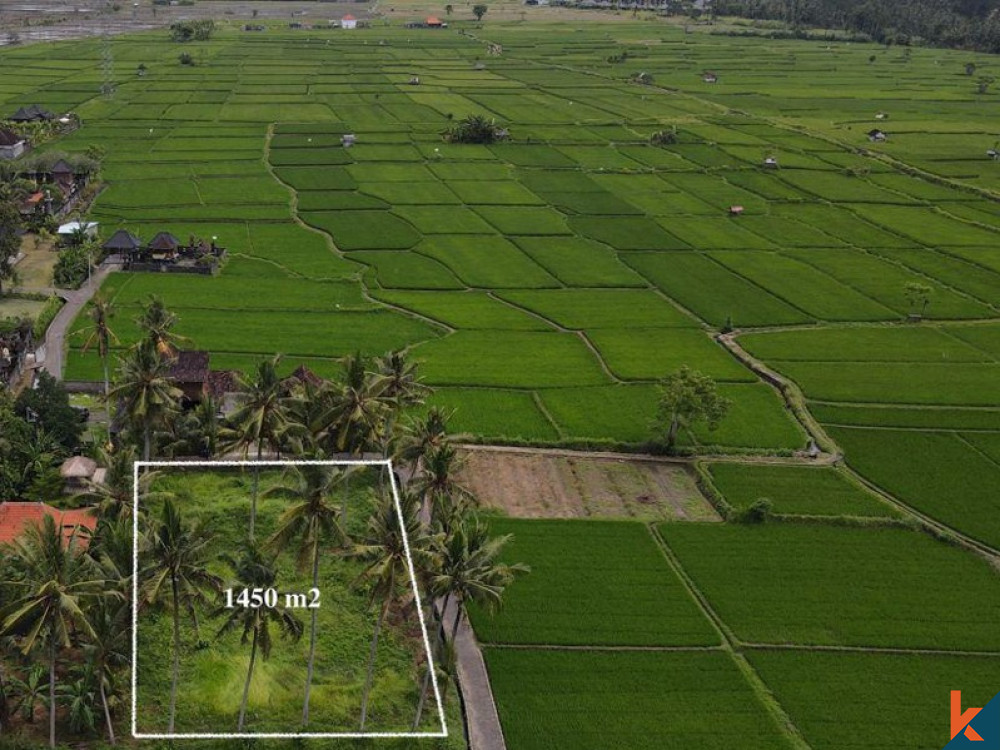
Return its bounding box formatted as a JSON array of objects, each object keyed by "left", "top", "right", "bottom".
[{"left": 130, "top": 459, "right": 448, "bottom": 740}]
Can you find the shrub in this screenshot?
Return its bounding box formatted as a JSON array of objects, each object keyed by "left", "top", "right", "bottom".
[
  {"left": 178, "top": 52, "right": 195, "bottom": 66},
  {"left": 443, "top": 114, "right": 509, "bottom": 144},
  {"left": 741, "top": 497, "right": 773, "bottom": 523}
]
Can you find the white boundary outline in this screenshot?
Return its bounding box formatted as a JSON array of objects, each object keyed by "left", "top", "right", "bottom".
[{"left": 131, "top": 459, "right": 448, "bottom": 739}]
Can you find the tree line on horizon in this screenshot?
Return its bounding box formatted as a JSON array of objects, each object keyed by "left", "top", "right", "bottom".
[{"left": 711, "top": 0, "right": 1000, "bottom": 51}]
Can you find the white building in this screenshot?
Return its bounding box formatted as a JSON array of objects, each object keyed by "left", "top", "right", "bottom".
[{"left": 341, "top": 14, "right": 358, "bottom": 29}]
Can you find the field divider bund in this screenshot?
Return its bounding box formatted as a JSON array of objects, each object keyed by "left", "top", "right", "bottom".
[{"left": 647, "top": 523, "right": 813, "bottom": 750}]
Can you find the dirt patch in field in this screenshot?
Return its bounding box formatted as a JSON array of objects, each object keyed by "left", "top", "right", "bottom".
[{"left": 459, "top": 448, "right": 720, "bottom": 521}]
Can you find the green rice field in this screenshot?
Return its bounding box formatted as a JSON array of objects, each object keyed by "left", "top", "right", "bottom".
[{"left": 5, "top": 14, "right": 1000, "bottom": 748}]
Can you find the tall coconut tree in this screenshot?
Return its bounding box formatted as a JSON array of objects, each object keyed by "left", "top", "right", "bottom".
[
  {"left": 265, "top": 464, "right": 348, "bottom": 727},
  {"left": 110, "top": 341, "right": 182, "bottom": 461},
  {"left": 215, "top": 543, "right": 303, "bottom": 732},
  {"left": 0, "top": 516, "right": 107, "bottom": 749},
  {"left": 398, "top": 407, "right": 451, "bottom": 477},
  {"left": 317, "top": 353, "right": 390, "bottom": 525},
  {"left": 79, "top": 293, "right": 118, "bottom": 399},
  {"left": 432, "top": 516, "right": 527, "bottom": 642},
  {"left": 371, "top": 351, "right": 430, "bottom": 459},
  {"left": 411, "top": 444, "right": 475, "bottom": 528},
  {"left": 135, "top": 295, "right": 188, "bottom": 358},
  {"left": 349, "top": 489, "right": 434, "bottom": 730},
  {"left": 140, "top": 499, "right": 223, "bottom": 733},
  {"left": 223, "top": 355, "right": 292, "bottom": 539}
]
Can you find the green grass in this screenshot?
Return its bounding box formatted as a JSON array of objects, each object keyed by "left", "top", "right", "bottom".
[
  {"left": 741, "top": 326, "right": 991, "bottom": 363},
  {"left": 499, "top": 290, "right": 695, "bottom": 329},
  {"left": 134, "top": 468, "right": 448, "bottom": 736},
  {"left": 830, "top": 426, "right": 1000, "bottom": 548},
  {"left": 374, "top": 290, "right": 549, "bottom": 330},
  {"left": 484, "top": 649, "right": 795, "bottom": 750},
  {"left": 417, "top": 237, "right": 559, "bottom": 289},
  {"left": 661, "top": 523, "right": 1000, "bottom": 650},
  {"left": 624, "top": 252, "right": 810, "bottom": 327},
  {"left": 587, "top": 329, "right": 755, "bottom": 382},
  {"left": 810, "top": 402, "right": 1000, "bottom": 430},
  {"left": 423, "top": 388, "right": 560, "bottom": 441},
  {"left": 301, "top": 211, "right": 422, "bottom": 251},
  {"left": 470, "top": 519, "right": 718, "bottom": 646},
  {"left": 513, "top": 237, "right": 647, "bottom": 287},
  {"left": 705, "top": 463, "right": 897, "bottom": 517},
  {"left": 569, "top": 217, "right": 691, "bottom": 251},
  {"left": 412, "top": 331, "right": 610, "bottom": 388},
  {"left": 748, "top": 650, "right": 1000, "bottom": 750}
]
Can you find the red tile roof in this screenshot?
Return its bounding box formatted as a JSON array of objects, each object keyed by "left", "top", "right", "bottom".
[{"left": 0, "top": 502, "right": 96, "bottom": 548}]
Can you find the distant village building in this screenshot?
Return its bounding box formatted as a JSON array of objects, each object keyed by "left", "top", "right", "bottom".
[
  {"left": 57, "top": 221, "right": 99, "bottom": 241},
  {"left": 763, "top": 156, "right": 779, "bottom": 169},
  {"left": 8, "top": 104, "right": 55, "bottom": 123},
  {"left": 0, "top": 127, "right": 26, "bottom": 159},
  {"left": 341, "top": 14, "right": 358, "bottom": 29},
  {"left": 0, "top": 501, "right": 96, "bottom": 548},
  {"left": 867, "top": 128, "right": 887, "bottom": 142},
  {"left": 875, "top": 112, "right": 888, "bottom": 120},
  {"left": 59, "top": 455, "right": 104, "bottom": 494},
  {"left": 169, "top": 350, "right": 211, "bottom": 405},
  {"left": 702, "top": 72, "right": 718, "bottom": 83},
  {"left": 426, "top": 16, "right": 444, "bottom": 27},
  {"left": 342, "top": 133, "right": 356, "bottom": 148},
  {"left": 729, "top": 205, "right": 744, "bottom": 216},
  {"left": 987, "top": 149, "right": 999, "bottom": 161}
]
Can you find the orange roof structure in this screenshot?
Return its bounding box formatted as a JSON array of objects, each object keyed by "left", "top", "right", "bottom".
[
  {"left": 0, "top": 502, "right": 96, "bottom": 548},
  {"left": 426, "top": 15, "right": 443, "bottom": 25},
  {"left": 342, "top": 14, "right": 356, "bottom": 20}
]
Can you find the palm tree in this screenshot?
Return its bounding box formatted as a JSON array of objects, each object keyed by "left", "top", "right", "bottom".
[
  {"left": 223, "top": 355, "right": 292, "bottom": 539},
  {"left": 266, "top": 464, "right": 348, "bottom": 727},
  {"left": 317, "top": 353, "right": 390, "bottom": 525},
  {"left": 75, "top": 446, "right": 155, "bottom": 520},
  {"left": 215, "top": 543, "right": 303, "bottom": 732},
  {"left": 398, "top": 407, "right": 451, "bottom": 477},
  {"left": 412, "top": 444, "right": 475, "bottom": 528},
  {"left": 371, "top": 351, "right": 430, "bottom": 459},
  {"left": 349, "top": 489, "right": 434, "bottom": 730},
  {"left": 86, "top": 519, "right": 133, "bottom": 746},
  {"left": 413, "top": 634, "right": 455, "bottom": 731},
  {"left": 432, "top": 516, "right": 527, "bottom": 643},
  {"left": 79, "top": 294, "right": 118, "bottom": 399},
  {"left": 135, "top": 295, "right": 187, "bottom": 357},
  {"left": 0, "top": 516, "right": 107, "bottom": 748},
  {"left": 110, "top": 340, "right": 182, "bottom": 460},
  {"left": 140, "top": 499, "right": 223, "bottom": 733}
]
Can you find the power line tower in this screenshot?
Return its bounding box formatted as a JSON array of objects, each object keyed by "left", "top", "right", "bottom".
[{"left": 98, "top": 1, "right": 115, "bottom": 97}]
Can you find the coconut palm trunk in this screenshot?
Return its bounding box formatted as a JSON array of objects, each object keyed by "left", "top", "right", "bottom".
[
  {"left": 302, "top": 546, "right": 321, "bottom": 726},
  {"left": 251, "top": 441, "right": 262, "bottom": 540},
  {"left": 360, "top": 569, "right": 393, "bottom": 730},
  {"left": 237, "top": 629, "right": 258, "bottom": 732},
  {"left": 102, "top": 355, "right": 110, "bottom": 400},
  {"left": 168, "top": 577, "right": 181, "bottom": 733},
  {"left": 99, "top": 678, "right": 115, "bottom": 745},
  {"left": 413, "top": 662, "right": 433, "bottom": 731},
  {"left": 143, "top": 426, "right": 152, "bottom": 462},
  {"left": 450, "top": 598, "right": 463, "bottom": 642},
  {"left": 48, "top": 631, "right": 56, "bottom": 749}
]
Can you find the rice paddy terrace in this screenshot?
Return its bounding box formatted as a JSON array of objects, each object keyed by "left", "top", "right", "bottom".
[{"left": 4, "top": 17, "right": 1000, "bottom": 748}]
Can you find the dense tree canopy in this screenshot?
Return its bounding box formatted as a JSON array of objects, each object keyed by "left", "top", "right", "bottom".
[{"left": 712, "top": 0, "right": 1000, "bottom": 51}]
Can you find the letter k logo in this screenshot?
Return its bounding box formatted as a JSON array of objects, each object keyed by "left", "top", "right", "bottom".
[{"left": 953, "top": 691, "right": 985, "bottom": 742}]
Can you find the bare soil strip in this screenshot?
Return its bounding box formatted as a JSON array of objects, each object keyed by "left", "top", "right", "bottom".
[{"left": 459, "top": 447, "right": 719, "bottom": 521}]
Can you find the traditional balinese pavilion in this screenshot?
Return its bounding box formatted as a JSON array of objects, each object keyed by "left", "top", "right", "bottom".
[
  {"left": 148, "top": 231, "right": 182, "bottom": 259},
  {"left": 169, "top": 350, "right": 211, "bottom": 405},
  {"left": 8, "top": 104, "right": 55, "bottom": 123},
  {"left": 0, "top": 500, "right": 96, "bottom": 548},
  {"left": 102, "top": 229, "right": 143, "bottom": 259}
]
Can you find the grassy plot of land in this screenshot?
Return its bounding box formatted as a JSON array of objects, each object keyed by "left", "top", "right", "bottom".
[
  {"left": 705, "top": 463, "right": 898, "bottom": 518},
  {"left": 134, "top": 468, "right": 452, "bottom": 737},
  {"left": 484, "top": 649, "right": 795, "bottom": 750},
  {"left": 660, "top": 523, "right": 1000, "bottom": 651},
  {"left": 470, "top": 519, "right": 718, "bottom": 647}
]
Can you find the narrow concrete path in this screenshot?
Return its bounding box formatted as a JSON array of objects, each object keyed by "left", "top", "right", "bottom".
[
  {"left": 42, "top": 261, "right": 120, "bottom": 379},
  {"left": 441, "top": 597, "right": 506, "bottom": 750}
]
